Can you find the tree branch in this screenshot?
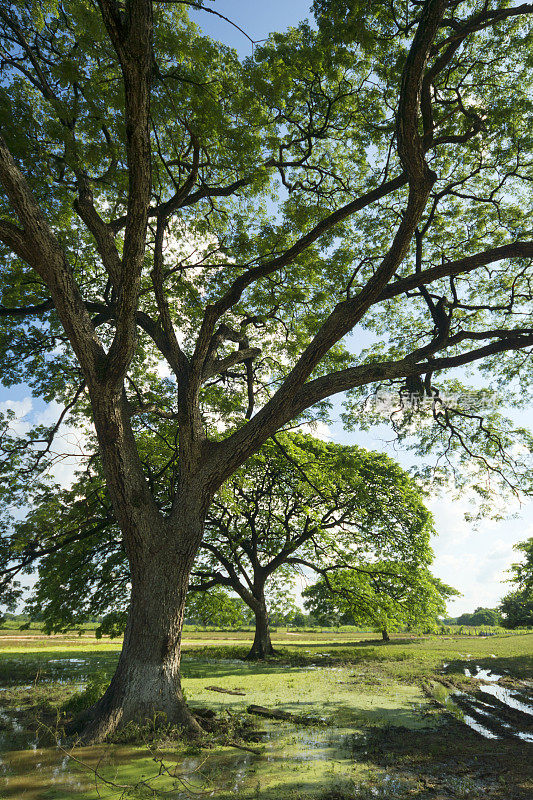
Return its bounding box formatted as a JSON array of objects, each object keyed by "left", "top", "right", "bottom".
[
  {"left": 378, "top": 242, "right": 533, "bottom": 302},
  {"left": 98, "top": 0, "right": 154, "bottom": 388},
  {"left": 0, "top": 218, "right": 36, "bottom": 264},
  {"left": 0, "top": 134, "right": 105, "bottom": 380},
  {"left": 0, "top": 299, "right": 54, "bottom": 318},
  {"left": 291, "top": 333, "right": 533, "bottom": 416}
]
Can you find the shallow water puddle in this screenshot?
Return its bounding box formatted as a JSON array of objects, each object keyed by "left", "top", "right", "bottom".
[
  {"left": 0, "top": 743, "right": 173, "bottom": 800},
  {"left": 463, "top": 663, "right": 533, "bottom": 717},
  {"left": 477, "top": 682, "right": 533, "bottom": 715},
  {"left": 0, "top": 653, "right": 434, "bottom": 799},
  {"left": 436, "top": 688, "right": 502, "bottom": 740},
  {"left": 369, "top": 775, "right": 408, "bottom": 797},
  {"left": 436, "top": 662, "right": 533, "bottom": 742},
  {"left": 464, "top": 665, "right": 502, "bottom": 681},
  {"left": 0, "top": 659, "right": 374, "bottom": 799},
  {"left": 0, "top": 727, "right": 361, "bottom": 799}
]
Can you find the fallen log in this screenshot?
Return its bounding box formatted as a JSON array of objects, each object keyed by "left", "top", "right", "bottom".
[
  {"left": 206, "top": 686, "right": 246, "bottom": 696},
  {"left": 246, "top": 704, "right": 294, "bottom": 720}
]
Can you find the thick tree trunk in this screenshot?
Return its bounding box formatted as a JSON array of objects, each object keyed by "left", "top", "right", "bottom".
[
  {"left": 246, "top": 593, "right": 276, "bottom": 660},
  {"left": 382, "top": 628, "right": 390, "bottom": 642},
  {"left": 75, "top": 515, "right": 204, "bottom": 743}
]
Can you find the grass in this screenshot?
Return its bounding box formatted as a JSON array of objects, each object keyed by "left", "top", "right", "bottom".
[{"left": 0, "top": 628, "right": 531, "bottom": 799}]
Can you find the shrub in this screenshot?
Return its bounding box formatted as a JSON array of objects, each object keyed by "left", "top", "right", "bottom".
[{"left": 62, "top": 670, "right": 109, "bottom": 714}]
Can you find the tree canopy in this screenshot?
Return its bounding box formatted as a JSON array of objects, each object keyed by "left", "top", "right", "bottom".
[{"left": 0, "top": 0, "right": 532, "bottom": 740}]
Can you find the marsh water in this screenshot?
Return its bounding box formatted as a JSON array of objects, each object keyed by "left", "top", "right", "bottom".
[
  {"left": 0, "top": 652, "right": 430, "bottom": 799},
  {"left": 0, "top": 648, "right": 532, "bottom": 799}
]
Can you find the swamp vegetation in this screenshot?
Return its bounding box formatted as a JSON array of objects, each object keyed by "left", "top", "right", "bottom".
[{"left": 0, "top": 627, "right": 531, "bottom": 799}]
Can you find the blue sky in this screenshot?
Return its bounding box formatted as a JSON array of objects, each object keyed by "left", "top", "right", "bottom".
[
  {"left": 1, "top": 0, "right": 531, "bottom": 617},
  {"left": 187, "top": 0, "right": 314, "bottom": 53}
]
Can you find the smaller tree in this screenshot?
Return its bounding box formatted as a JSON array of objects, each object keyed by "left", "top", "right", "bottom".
[
  {"left": 194, "top": 433, "right": 436, "bottom": 657},
  {"left": 500, "top": 538, "right": 533, "bottom": 629},
  {"left": 302, "top": 568, "right": 458, "bottom": 641}
]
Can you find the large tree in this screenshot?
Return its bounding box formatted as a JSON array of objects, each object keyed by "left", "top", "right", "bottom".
[{"left": 0, "top": 0, "right": 532, "bottom": 740}]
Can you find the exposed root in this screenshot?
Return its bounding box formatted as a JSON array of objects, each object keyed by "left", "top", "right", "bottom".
[
  {"left": 244, "top": 646, "right": 278, "bottom": 661},
  {"left": 69, "top": 698, "right": 204, "bottom": 745}
]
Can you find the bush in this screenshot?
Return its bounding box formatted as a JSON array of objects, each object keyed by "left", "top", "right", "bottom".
[{"left": 62, "top": 670, "right": 109, "bottom": 714}]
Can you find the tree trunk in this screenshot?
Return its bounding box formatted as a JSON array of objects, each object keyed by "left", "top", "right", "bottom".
[
  {"left": 246, "top": 593, "right": 276, "bottom": 660},
  {"left": 382, "top": 628, "right": 390, "bottom": 642},
  {"left": 75, "top": 517, "right": 204, "bottom": 743}
]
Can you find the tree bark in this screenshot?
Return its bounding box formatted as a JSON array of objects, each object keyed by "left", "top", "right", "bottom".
[
  {"left": 246, "top": 591, "right": 276, "bottom": 660},
  {"left": 75, "top": 512, "right": 204, "bottom": 743},
  {"left": 382, "top": 628, "right": 390, "bottom": 642}
]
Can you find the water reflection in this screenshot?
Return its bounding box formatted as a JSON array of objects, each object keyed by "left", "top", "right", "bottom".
[
  {"left": 477, "top": 683, "right": 533, "bottom": 715},
  {"left": 437, "top": 661, "right": 533, "bottom": 743}
]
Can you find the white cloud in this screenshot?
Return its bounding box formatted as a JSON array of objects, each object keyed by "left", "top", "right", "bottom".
[
  {"left": 0, "top": 396, "right": 33, "bottom": 437},
  {"left": 428, "top": 493, "right": 531, "bottom": 615},
  {"left": 0, "top": 397, "right": 33, "bottom": 417},
  {"left": 1, "top": 398, "right": 90, "bottom": 491},
  {"left": 297, "top": 420, "right": 332, "bottom": 441}
]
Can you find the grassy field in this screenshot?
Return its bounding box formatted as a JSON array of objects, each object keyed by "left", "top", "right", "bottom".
[{"left": 0, "top": 627, "right": 531, "bottom": 799}]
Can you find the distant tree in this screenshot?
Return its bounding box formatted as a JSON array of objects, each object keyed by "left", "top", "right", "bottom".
[
  {"left": 456, "top": 607, "right": 501, "bottom": 626},
  {"left": 304, "top": 598, "right": 357, "bottom": 629},
  {"left": 289, "top": 610, "right": 310, "bottom": 628},
  {"left": 500, "top": 538, "right": 533, "bottom": 628},
  {"left": 303, "top": 568, "right": 458, "bottom": 641}
]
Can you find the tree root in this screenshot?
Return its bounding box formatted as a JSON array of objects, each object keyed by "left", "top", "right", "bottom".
[
  {"left": 67, "top": 699, "right": 204, "bottom": 745},
  {"left": 244, "top": 647, "right": 278, "bottom": 661}
]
